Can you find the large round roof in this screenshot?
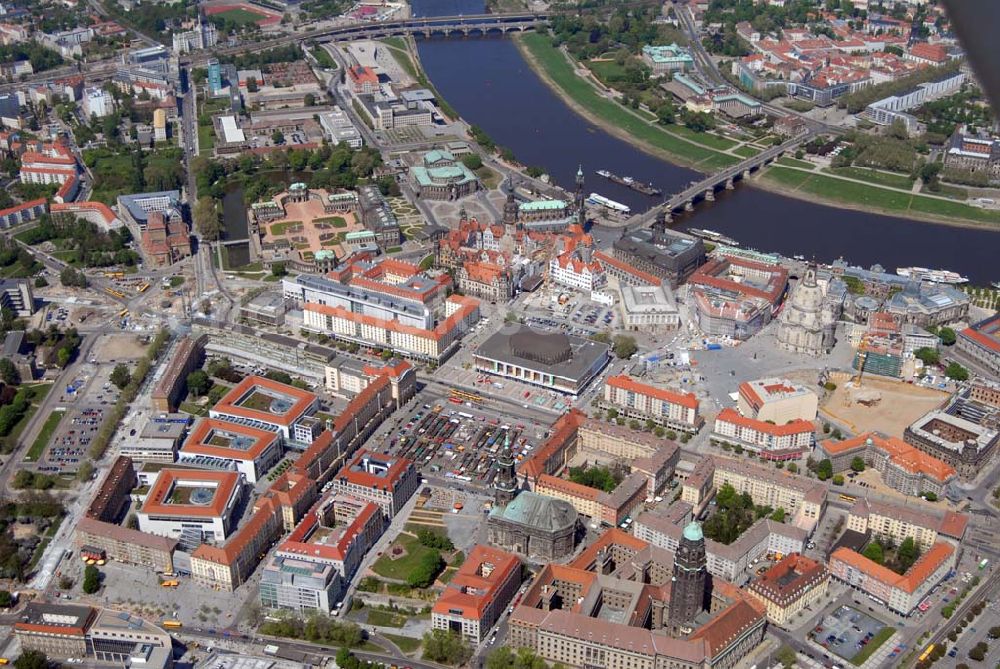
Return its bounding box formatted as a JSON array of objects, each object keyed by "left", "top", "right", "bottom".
[
  {"left": 509, "top": 327, "right": 572, "bottom": 365},
  {"left": 683, "top": 522, "right": 703, "bottom": 542}
]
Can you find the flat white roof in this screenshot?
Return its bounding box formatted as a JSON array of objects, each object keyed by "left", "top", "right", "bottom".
[{"left": 220, "top": 115, "right": 245, "bottom": 144}]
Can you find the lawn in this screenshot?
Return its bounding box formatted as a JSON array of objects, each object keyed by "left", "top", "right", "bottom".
[
  {"left": 382, "top": 633, "right": 421, "bottom": 654},
  {"left": 907, "top": 194, "right": 1000, "bottom": 225},
  {"left": 828, "top": 166, "right": 914, "bottom": 190},
  {"left": 518, "top": 33, "right": 729, "bottom": 165},
  {"left": 24, "top": 409, "right": 65, "bottom": 462},
  {"left": 315, "top": 216, "right": 348, "bottom": 227},
  {"left": 211, "top": 7, "right": 265, "bottom": 24},
  {"left": 198, "top": 124, "right": 215, "bottom": 153},
  {"left": 371, "top": 533, "right": 439, "bottom": 582},
  {"left": 732, "top": 145, "right": 760, "bottom": 158},
  {"left": 366, "top": 609, "right": 407, "bottom": 628},
  {"left": 5, "top": 384, "right": 53, "bottom": 450},
  {"left": 697, "top": 153, "right": 741, "bottom": 170},
  {"left": 934, "top": 183, "right": 968, "bottom": 200},
  {"left": 797, "top": 174, "right": 914, "bottom": 211},
  {"left": 761, "top": 165, "right": 814, "bottom": 189},
  {"left": 381, "top": 36, "right": 408, "bottom": 51},
  {"left": 586, "top": 59, "right": 630, "bottom": 85},
  {"left": 850, "top": 627, "right": 894, "bottom": 666},
  {"left": 269, "top": 221, "right": 303, "bottom": 236},
  {"left": 776, "top": 156, "right": 815, "bottom": 170}
]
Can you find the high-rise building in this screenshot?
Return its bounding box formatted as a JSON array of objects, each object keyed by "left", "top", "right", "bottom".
[
  {"left": 669, "top": 521, "right": 708, "bottom": 630},
  {"left": 207, "top": 58, "right": 223, "bottom": 96}
]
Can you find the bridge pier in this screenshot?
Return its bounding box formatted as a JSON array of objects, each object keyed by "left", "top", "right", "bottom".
[
  {"left": 725, "top": 177, "right": 734, "bottom": 190},
  {"left": 684, "top": 201, "right": 694, "bottom": 212},
  {"left": 704, "top": 189, "right": 714, "bottom": 202},
  {"left": 743, "top": 169, "right": 751, "bottom": 179}
]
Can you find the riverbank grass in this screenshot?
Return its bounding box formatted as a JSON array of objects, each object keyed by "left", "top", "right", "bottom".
[
  {"left": 517, "top": 32, "right": 734, "bottom": 167},
  {"left": 827, "top": 166, "right": 914, "bottom": 190},
  {"left": 762, "top": 166, "right": 1000, "bottom": 226}
]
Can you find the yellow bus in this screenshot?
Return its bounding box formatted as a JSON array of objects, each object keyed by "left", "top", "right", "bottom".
[
  {"left": 118, "top": 309, "right": 129, "bottom": 319},
  {"left": 137, "top": 282, "right": 150, "bottom": 293},
  {"left": 104, "top": 271, "right": 124, "bottom": 279},
  {"left": 162, "top": 621, "right": 182, "bottom": 629},
  {"left": 918, "top": 644, "right": 935, "bottom": 662},
  {"left": 450, "top": 388, "right": 485, "bottom": 404},
  {"left": 839, "top": 494, "right": 856, "bottom": 503}
]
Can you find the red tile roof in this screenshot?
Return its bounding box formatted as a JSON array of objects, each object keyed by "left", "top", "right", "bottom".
[
  {"left": 180, "top": 418, "right": 280, "bottom": 462},
  {"left": 716, "top": 407, "right": 814, "bottom": 438},
  {"left": 140, "top": 469, "right": 242, "bottom": 519},
  {"left": 432, "top": 545, "right": 521, "bottom": 619},
  {"left": 211, "top": 375, "right": 317, "bottom": 427},
  {"left": 606, "top": 374, "right": 699, "bottom": 410}
]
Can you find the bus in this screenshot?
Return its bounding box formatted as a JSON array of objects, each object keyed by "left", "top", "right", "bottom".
[
  {"left": 104, "top": 271, "right": 124, "bottom": 279},
  {"left": 839, "top": 494, "right": 857, "bottom": 504},
  {"left": 136, "top": 282, "right": 150, "bottom": 293},
  {"left": 118, "top": 309, "right": 129, "bottom": 319},
  {"left": 918, "top": 645, "right": 935, "bottom": 662},
  {"left": 162, "top": 621, "right": 182, "bottom": 629},
  {"left": 457, "top": 411, "right": 474, "bottom": 420},
  {"left": 450, "top": 388, "right": 485, "bottom": 404}
]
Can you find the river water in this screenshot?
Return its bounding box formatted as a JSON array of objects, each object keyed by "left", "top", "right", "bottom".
[{"left": 410, "top": 0, "right": 998, "bottom": 284}]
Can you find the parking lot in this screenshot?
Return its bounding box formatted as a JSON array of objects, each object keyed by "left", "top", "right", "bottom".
[
  {"left": 35, "top": 362, "right": 122, "bottom": 472},
  {"left": 810, "top": 605, "right": 888, "bottom": 663}
]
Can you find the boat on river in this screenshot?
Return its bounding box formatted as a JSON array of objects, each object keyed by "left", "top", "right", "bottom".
[
  {"left": 595, "top": 169, "right": 662, "bottom": 196},
  {"left": 587, "top": 193, "right": 631, "bottom": 215},
  {"left": 895, "top": 267, "right": 969, "bottom": 284}
]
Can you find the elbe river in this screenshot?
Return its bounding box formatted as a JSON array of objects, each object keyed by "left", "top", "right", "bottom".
[{"left": 410, "top": 0, "right": 998, "bottom": 284}]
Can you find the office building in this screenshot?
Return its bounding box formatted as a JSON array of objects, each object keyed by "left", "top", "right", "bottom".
[
  {"left": 260, "top": 496, "right": 384, "bottom": 612},
  {"left": 747, "top": 554, "right": 829, "bottom": 626},
  {"left": 712, "top": 408, "right": 814, "bottom": 460},
  {"left": 642, "top": 43, "right": 694, "bottom": 75},
  {"left": 819, "top": 432, "right": 956, "bottom": 497},
  {"left": 332, "top": 450, "right": 419, "bottom": 519},
  {"left": 612, "top": 224, "right": 705, "bottom": 287},
  {"left": 116, "top": 191, "right": 182, "bottom": 232},
  {"left": 318, "top": 108, "right": 362, "bottom": 148},
  {"left": 0, "top": 278, "right": 34, "bottom": 316},
  {"left": 602, "top": 374, "right": 701, "bottom": 433},
  {"left": 75, "top": 517, "right": 176, "bottom": 573},
  {"left": 737, "top": 378, "right": 818, "bottom": 423},
  {"left": 829, "top": 542, "right": 956, "bottom": 615},
  {"left": 179, "top": 418, "right": 283, "bottom": 484},
  {"left": 138, "top": 469, "right": 246, "bottom": 543},
  {"left": 432, "top": 545, "right": 521, "bottom": 643},
  {"left": 151, "top": 335, "right": 203, "bottom": 413},
  {"left": 846, "top": 497, "right": 968, "bottom": 551},
  {"left": 958, "top": 313, "right": 1000, "bottom": 377},
  {"left": 473, "top": 325, "right": 610, "bottom": 395},
  {"left": 620, "top": 283, "right": 679, "bottom": 331},
  {"left": 209, "top": 375, "right": 320, "bottom": 446},
  {"left": 172, "top": 19, "right": 217, "bottom": 54},
  {"left": 15, "top": 604, "right": 173, "bottom": 669},
  {"left": 904, "top": 407, "right": 999, "bottom": 480},
  {"left": 85, "top": 455, "right": 136, "bottom": 523},
  {"left": 82, "top": 87, "right": 114, "bottom": 118}
]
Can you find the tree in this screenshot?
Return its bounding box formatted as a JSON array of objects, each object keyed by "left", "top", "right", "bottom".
[
  {"left": 606, "top": 408, "right": 618, "bottom": 421},
  {"left": 461, "top": 153, "right": 483, "bottom": 170},
  {"left": 264, "top": 370, "right": 293, "bottom": 385},
  {"left": 988, "top": 626, "right": 1000, "bottom": 639},
  {"left": 271, "top": 130, "right": 285, "bottom": 145},
  {"left": 304, "top": 93, "right": 316, "bottom": 106},
  {"left": 0, "top": 358, "right": 19, "bottom": 385},
  {"left": 76, "top": 460, "right": 94, "bottom": 482},
  {"left": 938, "top": 327, "right": 957, "bottom": 346},
  {"left": 816, "top": 459, "right": 833, "bottom": 481},
  {"left": 186, "top": 369, "right": 211, "bottom": 397},
  {"left": 770, "top": 508, "right": 786, "bottom": 522},
  {"left": 82, "top": 565, "right": 100, "bottom": 593},
  {"left": 924, "top": 492, "right": 937, "bottom": 502},
  {"left": 832, "top": 473, "right": 844, "bottom": 485},
  {"left": 775, "top": 645, "right": 797, "bottom": 669},
  {"left": 109, "top": 363, "right": 131, "bottom": 390},
  {"left": 271, "top": 262, "right": 287, "bottom": 278},
  {"left": 945, "top": 362, "right": 969, "bottom": 381},
  {"left": 862, "top": 541, "right": 884, "bottom": 564},
  {"left": 850, "top": 456, "right": 865, "bottom": 472},
  {"left": 897, "top": 536, "right": 920, "bottom": 572},
  {"left": 914, "top": 347, "right": 940, "bottom": 365},
  {"left": 56, "top": 347, "right": 71, "bottom": 369},
  {"left": 14, "top": 650, "right": 47, "bottom": 669},
  {"left": 193, "top": 197, "right": 223, "bottom": 241},
  {"left": 968, "top": 643, "right": 986, "bottom": 662},
  {"left": 0, "top": 590, "right": 11, "bottom": 607},
  {"left": 422, "top": 629, "right": 471, "bottom": 665},
  {"left": 787, "top": 462, "right": 798, "bottom": 473},
  {"left": 612, "top": 335, "right": 637, "bottom": 359},
  {"left": 246, "top": 77, "right": 258, "bottom": 92}
]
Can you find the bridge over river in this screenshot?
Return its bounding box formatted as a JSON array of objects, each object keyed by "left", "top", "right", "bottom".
[{"left": 623, "top": 129, "right": 823, "bottom": 230}]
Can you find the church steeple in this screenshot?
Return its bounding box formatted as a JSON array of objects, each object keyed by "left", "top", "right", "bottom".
[
  {"left": 494, "top": 431, "right": 519, "bottom": 507},
  {"left": 574, "top": 165, "right": 586, "bottom": 228},
  {"left": 503, "top": 179, "right": 519, "bottom": 229}
]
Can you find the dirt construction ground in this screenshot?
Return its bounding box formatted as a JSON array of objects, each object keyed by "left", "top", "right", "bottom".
[
  {"left": 92, "top": 334, "right": 149, "bottom": 361},
  {"left": 820, "top": 374, "right": 949, "bottom": 438}
]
